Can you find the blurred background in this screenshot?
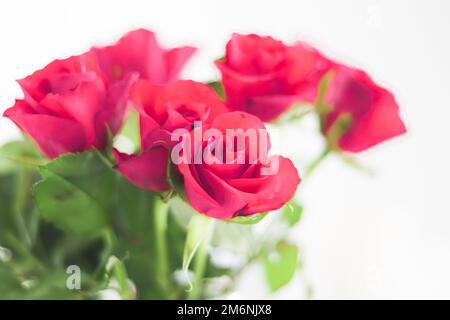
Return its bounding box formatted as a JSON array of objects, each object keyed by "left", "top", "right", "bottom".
[{"left": 1, "top": 0, "right": 449, "bottom": 299}]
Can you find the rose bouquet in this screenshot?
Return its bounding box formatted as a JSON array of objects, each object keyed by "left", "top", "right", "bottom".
[{"left": 0, "top": 29, "right": 405, "bottom": 299}]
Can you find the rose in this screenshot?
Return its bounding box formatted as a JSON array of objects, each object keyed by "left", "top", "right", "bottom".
[
  {"left": 175, "top": 111, "right": 301, "bottom": 219},
  {"left": 322, "top": 66, "right": 407, "bottom": 152},
  {"left": 215, "top": 33, "right": 332, "bottom": 122},
  {"left": 92, "top": 29, "right": 196, "bottom": 85},
  {"left": 113, "top": 80, "right": 229, "bottom": 191},
  {"left": 131, "top": 79, "right": 229, "bottom": 144},
  {"left": 3, "top": 51, "right": 136, "bottom": 158},
  {"left": 113, "top": 81, "right": 301, "bottom": 219}
]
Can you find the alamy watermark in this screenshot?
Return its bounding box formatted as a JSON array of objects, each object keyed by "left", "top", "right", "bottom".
[
  {"left": 170, "top": 121, "right": 279, "bottom": 175},
  {"left": 66, "top": 265, "right": 81, "bottom": 290}
]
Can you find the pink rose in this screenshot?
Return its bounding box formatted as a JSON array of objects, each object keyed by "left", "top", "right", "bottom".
[
  {"left": 4, "top": 52, "right": 136, "bottom": 158},
  {"left": 323, "top": 66, "right": 407, "bottom": 152},
  {"left": 177, "top": 112, "right": 301, "bottom": 219},
  {"left": 113, "top": 80, "right": 229, "bottom": 191},
  {"left": 92, "top": 29, "right": 196, "bottom": 85},
  {"left": 216, "top": 33, "right": 332, "bottom": 122}
]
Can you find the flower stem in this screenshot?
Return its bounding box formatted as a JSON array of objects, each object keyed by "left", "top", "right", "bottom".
[
  {"left": 154, "top": 197, "right": 170, "bottom": 295},
  {"left": 187, "top": 218, "right": 215, "bottom": 300},
  {"left": 94, "top": 228, "right": 115, "bottom": 278},
  {"left": 14, "top": 169, "right": 32, "bottom": 247},
  {"left": 304, "top": 148, "right": 331, "bottom": 179},
  {"left": 4, "top": 232, "right": 45, "bottom": 272}
]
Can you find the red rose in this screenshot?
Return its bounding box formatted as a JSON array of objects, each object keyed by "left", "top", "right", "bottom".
[
  {"left": 132, "top": 79, "right": 229, "bottom": 147},
  {"left": 216, "top": 33, "right": 332, "bottom": 122},
  {"left": 92, "top": 29, "right": 196, "bottom": 85},
  {"left": 177, "top": 112, "right": 301, "bottom": 219},
  {"left": 113, "top": 80, "right": 229, "bottom": 191},
  {"left": 3, "top": 52, "right": 136, "bottom": 158},
  {"left": 323, "top": 66, "right": 407, "bottom": 152}
]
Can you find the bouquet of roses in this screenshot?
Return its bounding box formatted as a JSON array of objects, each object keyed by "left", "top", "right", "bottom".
[{"left": 0, "top": 29, "right": 405, "bottom": 299}]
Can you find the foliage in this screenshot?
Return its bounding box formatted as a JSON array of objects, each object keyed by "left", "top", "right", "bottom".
[{"left": 0, "top": 135, "right": 305, "bottom": 299}]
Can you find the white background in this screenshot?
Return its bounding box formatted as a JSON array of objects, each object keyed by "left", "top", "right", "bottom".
[{"left": 1, "top": 0, "right": 450, "bottom": 299}]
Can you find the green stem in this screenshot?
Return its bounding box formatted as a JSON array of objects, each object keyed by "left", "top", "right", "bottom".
[
  {"left": 14, "top": 169, "right": 32, "bottom": 247},
  {"left": 154, "top": 198, "right": 170, "bottom": 294},
  {"left": 5, "top": 232, "right": 45, "bottom": 272},
  {"left": 187, "top": 219, "right": 215, "bottom": 300},
  {"left": 304, "top": 148, "right": 331, "bottom": 179},
  {"left": 94, "top": 228, "right": 115, "bottom": 278}
]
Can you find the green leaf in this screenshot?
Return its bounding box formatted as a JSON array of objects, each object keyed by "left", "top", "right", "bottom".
[
  {"left": 0, "top": 174, "right": 18, "bottom": 245},
  {"left": 281, "top": 200, "right": 303, "bottom": 227},
  {"left": 0, "top": 260, "right": 26, "bottom": 299},
  {"left": 0, "top": 140, "right": 45, "bottom": 172},
  {"left": 263, "top": 241, "right": 299, "bottom": 292},
  {"left": 33, "top": 173, "right": 107, "bottom": 236},
  {"left": 109, "top": 175, "right": 166, "bottom": 299},
  {"left": 207, "top": 81, "right": 225, "bottom": 100},
  {"left": 111, "top": 175, "right": 156, "bottom": 240},
  {"left": 39, "top": 151, "right": 115, "bottom": 209},
  {"left": 32, "top": 150, "right": 116, "bottom": 236},
  {"left": 0, "top": 140, "right": 42, "bottom": 159},
  {"left": 20, "top": 270, "right": 86, "bottom": 300},
  {"left": 226, "top": 212, "right": 268, "bottom": 225},
  {"left": 0, "top": 253, "right": 86, "bottom": 299},
  {"left": 0, "top": 167, "right": 40, "bottom": 250}
]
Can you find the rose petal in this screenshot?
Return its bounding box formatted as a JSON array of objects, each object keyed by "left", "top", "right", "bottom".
[
  {"left": 226, "top": 33, "right": 286, "bottom": 74},
  {"left": 93, "top": 29, "right": 196, "bottom": 85},
  {"left": 340, "top": 88, "right": 406, "bottom": 152},
  {"left": 227, "top": 156, "right": 301, "bottom": 215},
  {"left": 325, "top": 66, "right": 407, "bottom": 152},
  {"left": 95, "top": 72, "right": 139, "bottom": 147},
  {"left": 18, "top": 52, "right": 101, "bottom": 104},
  {"left": 4, "top": 100, "right": 86, "bottom": 158},
  {"left": 113, "top": 147, "right": 170, "bottom": 191},
  {"left": 215, "top": 61, "right": 278, "bottom": 111},
  {"left": 50, "top": 75, "right": 106, "bottom": 147},
  {"left": 164, "top": 46, "right": 197, "bottom": 82},
  {"left": 178, "top": 162, "right": 247, "bottom": 219},
  {"left": 247, "top": 94, "right": 307, "bottom": 122},
  {"left": 154, "top": 80, "right": 228, "bottom": 121}
]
